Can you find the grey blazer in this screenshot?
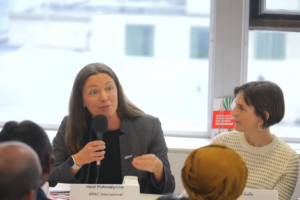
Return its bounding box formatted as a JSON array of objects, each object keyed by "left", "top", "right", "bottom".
[{"left": 49, "top": 114, "right": 175, "bottom": 194}]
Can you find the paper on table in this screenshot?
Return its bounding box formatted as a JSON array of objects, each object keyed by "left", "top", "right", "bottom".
[
  {"left": 122, "top": 176, "right": 139, "bottom": 185},
  {"left": 50, "top": 183, "right": 71, "bottom": 194},
  {"left": 41, "top": 182, "right": 50, "bottom": 198}
]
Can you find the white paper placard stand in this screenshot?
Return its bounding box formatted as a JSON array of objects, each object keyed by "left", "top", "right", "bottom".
[
  {"left": 69, "top": 184, "right": 140, "bottom": 200},
  {"left": 238, "top": 188, "right": 278, "bottom": 200}
]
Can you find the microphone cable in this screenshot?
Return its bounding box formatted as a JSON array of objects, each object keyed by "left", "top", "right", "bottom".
[
  {"left": 95, "top": 164, "right": 101, "bottom": 184},
  {"left": 85, "top": 127, "right": 92, "bottom": 183}
]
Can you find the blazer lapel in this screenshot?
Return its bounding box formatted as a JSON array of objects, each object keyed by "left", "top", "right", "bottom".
[{"left": 119, "top": 118, "right": 143, "bottom": 178}]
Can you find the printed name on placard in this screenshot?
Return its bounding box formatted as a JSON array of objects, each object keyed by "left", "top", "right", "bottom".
[
  {"left": 243, "top": 192, "right": 253, "bottom": 196},
  {"left": 86, "top": 185, "right": 124, "bottom": 189},
  {"left": 69, "top": 184, "right": 140, "bottom": 200}
]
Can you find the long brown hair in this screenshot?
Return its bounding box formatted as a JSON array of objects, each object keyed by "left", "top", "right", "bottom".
[{"left": 65, "top": 63, "right": 144, "bottom": 155}]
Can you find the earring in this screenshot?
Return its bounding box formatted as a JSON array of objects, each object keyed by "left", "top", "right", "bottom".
[
  {"left": 83, "top": 107, "right": 85, "bottom": 116},
  {"left": 258, "top": 122, "right": 264, "bottom": 131}
]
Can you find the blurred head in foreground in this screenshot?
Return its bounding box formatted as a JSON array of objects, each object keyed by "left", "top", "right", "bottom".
[
  {"left": 182, "top": 144, "right": 248, "bottom": 200},
  {"left": 0, "top": 120, "right": 53, "bottom": 186},
  {"left": 0, "top": 141, "right": 42, "bottom": 200}
]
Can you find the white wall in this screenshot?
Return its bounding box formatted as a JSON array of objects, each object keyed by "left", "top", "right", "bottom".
[
  {"left": 167, "top": 151, "right": 189, "bottom": 195},
  {"left": 210, "top": 0, "right": 248, "bottom": 98}
]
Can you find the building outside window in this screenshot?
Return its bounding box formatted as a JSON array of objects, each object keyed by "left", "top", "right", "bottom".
[
  {"left": 125, "top": 25, "right": 154, "bottom": 57},
  {"left": 190, "top": 27, "right": 209, "bottom": 59},
  {"left": 254, "top": 31, "right": 285, "bottom": 60}
]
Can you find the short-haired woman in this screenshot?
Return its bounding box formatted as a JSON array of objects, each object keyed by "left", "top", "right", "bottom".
[
  {"left": 212, "top": 81, "right": 299, "bottom": 200},
  {"left": 49, "top": 63, "right": 175, "bottom": 194}
]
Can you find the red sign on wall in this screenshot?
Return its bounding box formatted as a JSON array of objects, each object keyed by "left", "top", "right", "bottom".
[{"left": 212, "top": 111, "right": 235, "bottom": 128}]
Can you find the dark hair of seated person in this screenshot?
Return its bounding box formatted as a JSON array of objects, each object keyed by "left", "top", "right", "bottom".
[
  {"left": 157, "top": 194, "right": 191, "bottom": 200},
  {"left": 0, "top": 121, "right": 19, "bottom": 141},
  {"left": 234, "top": 81, "right": 284, "bottom": 129},
  {"left": 0, "top": 120, "right": 53, "bottom": 177}
]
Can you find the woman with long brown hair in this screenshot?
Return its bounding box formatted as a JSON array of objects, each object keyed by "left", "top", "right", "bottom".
[{"left": 49, "top": 63, "right": 175, "bottom": 194}]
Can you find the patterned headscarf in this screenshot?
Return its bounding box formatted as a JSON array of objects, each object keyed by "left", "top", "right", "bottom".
[{"left": 181, "top": 144, "right": 248, "bottom": 200}]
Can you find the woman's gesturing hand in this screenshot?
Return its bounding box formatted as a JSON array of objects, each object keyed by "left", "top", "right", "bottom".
[{"left": 132, "top": 154, "right": 164, "bottom": 184}]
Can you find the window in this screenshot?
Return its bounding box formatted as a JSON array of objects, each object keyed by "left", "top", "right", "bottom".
[
  {"left": 249, "top": 0, "right": 300, "bottom": 31},
  {"left": 125, "top": 25, "right": 154, "bottom": 57},
  {"left": 0, "top": 0, "right": 211, "bottom": 138},
  {"left": 248, "top": 0, "right": 300, "bottom": 140},
  {"left": 190, "top": 27, "right": 209, "bottom": 59},
  {"left": 249, "top": 30, "right": 300, "bottom": 139},
  {"left": 254, "top": 31, "right": 285, "bottom": 59},
  {"left": 0, "top": 16, "right": 9, "bottom": 43},
  {"left": 264, "top": 0, "right": 300, "bottom": 13}
]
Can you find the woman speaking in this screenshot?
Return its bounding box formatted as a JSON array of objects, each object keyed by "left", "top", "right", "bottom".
[{"left": 49, "top": 63, "right": 175, "bottom": 194}]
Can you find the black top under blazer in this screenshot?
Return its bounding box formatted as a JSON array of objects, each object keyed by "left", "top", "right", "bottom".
[{"left": 49, "top": 114, "right": 175, "bottom": 194}]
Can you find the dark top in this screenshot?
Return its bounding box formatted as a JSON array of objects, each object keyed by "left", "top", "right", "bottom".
[
  {"left": 37, "top": 187, "right": 50, "bottom": 200},
  {"left": 89, "top": 129, "right": 124, "bottom": 184}
]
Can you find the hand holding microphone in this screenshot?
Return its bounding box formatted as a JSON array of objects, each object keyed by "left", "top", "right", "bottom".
[
  {"left": 73, "top": 115, "right": 108, "bottom": 167},
  {"left": 91, "top": 115, "right": 108, "bottom": 166},
  {"left": 73, "top": 141, "right": 106, "bottom": 166}
]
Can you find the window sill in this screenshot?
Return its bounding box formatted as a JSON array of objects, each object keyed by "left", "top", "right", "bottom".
[{"left": 165, "top": 136, "right": 211, "bottom": 153}]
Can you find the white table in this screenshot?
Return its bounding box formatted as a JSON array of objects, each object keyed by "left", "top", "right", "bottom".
[{"left": 140, "top": 193, "right": 162, "bottom": 200}]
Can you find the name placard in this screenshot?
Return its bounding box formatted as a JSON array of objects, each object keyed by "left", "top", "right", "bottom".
[
  {"left": 69, "top": 184, "right": 140, "bottom": 200},
  {"left": 238, "top": 188, "right": 278, "bottom": 200}
]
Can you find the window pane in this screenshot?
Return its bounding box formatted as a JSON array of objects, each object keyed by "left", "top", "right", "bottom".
[
  {"left": 190, "top": 27, "right": 209, "bottom": 59},
  {"left": 0, "top": 0, "right": 211, "bottom": 135},
  {"left": 265, "top": 0, "right": 300, "bottom": 12},
  {"left": 255, "top": 31, "right": 285, "bottom": 60},
  {"left": 125, "top": 25, "right": 154, "bottom": 56},
  {"left": 248, "top": 30, "right": 300, "bottom": 138}
]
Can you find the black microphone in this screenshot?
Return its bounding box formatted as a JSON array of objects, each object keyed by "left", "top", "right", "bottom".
[
  {"left": 92, "top": 115, "right": 108, "bottom": 166},
  {"left": 92, "top": 115, "right": 108, "bottom": 184}
]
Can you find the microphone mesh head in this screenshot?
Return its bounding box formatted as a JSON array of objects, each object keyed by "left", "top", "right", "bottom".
[{"left": 92, "top": 115, "right": 108, "bottom": 132}]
